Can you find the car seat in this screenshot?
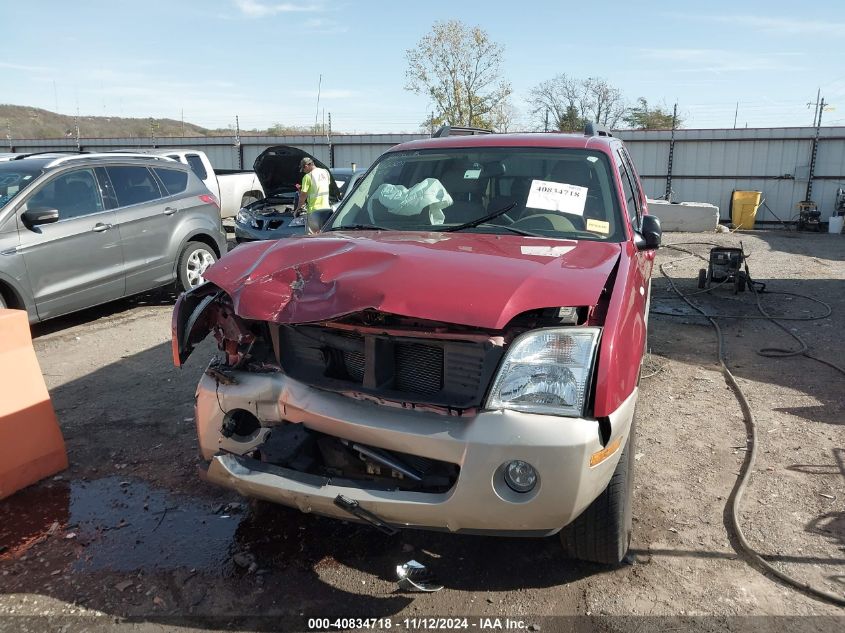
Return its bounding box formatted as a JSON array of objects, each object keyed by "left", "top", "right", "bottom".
[
  {"left": 548, "top": 160, "right": 606, "bottom": 220},
  {"left": 488, "top": 177, "right": 531, "bottom": 220},
  {"left": 439, "top": 161, "right": 484, "bottom": 224},
  {"left": 56, "top": 178, "right": 99, "bottom": 218}
]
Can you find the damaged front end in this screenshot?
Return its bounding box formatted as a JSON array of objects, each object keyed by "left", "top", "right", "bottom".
[
  {"left": 172, "top": 281, "right": 599, "bottom": 500},
  {"left": 174, "top": 283, "right": 510, "bottom": 493}
]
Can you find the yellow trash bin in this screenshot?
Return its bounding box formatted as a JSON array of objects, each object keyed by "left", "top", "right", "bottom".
[{"left": 731, "top": 190, "right": 762, "bottom": 230}]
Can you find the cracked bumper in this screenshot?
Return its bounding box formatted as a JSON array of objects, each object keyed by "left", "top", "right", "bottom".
[{"left": 195, "top": 368, "right": 637, "bottom": 533}]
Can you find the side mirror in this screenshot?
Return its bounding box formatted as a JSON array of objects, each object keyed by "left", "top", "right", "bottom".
[
  {"left": 22, "top": 207, "right": 60, "bottom": 227},
  {"left": 636, "top": 214, "right": 662, "bottom": 250},
  {"left": 306, "top": 208, "right": 333, "bottom": 234}
]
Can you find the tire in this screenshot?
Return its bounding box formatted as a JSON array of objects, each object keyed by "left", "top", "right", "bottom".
[
  {"left": 560, "top": 421, "right": 635, "bottom": 565},
  {"left": 177, "top": 241, "right": 217, "bottom": 292},
  {"left": 697, "top": 268, "right": 708, "bottom": 289},
  {"left": 0, "top": 292, "right": 6, "bottom": 309}
]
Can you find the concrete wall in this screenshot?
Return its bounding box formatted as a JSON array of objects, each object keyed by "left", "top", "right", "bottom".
[{"left": 9, "top": 126, "right": 845, "bottom": 223}]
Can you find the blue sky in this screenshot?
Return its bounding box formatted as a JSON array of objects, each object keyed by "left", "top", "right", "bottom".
[{"left": 3, "top": 0, "right": 845, "bottom": 133}]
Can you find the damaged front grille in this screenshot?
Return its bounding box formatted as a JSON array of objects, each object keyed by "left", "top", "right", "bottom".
[
  {"left": 256, "top": 422, "right": 459, "bottom": 493},
  {"left": 271, "top": 324, "right": 503, "bottom": 410}
]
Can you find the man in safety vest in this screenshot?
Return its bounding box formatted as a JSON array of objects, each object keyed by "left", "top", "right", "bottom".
[{"left": 295, "top": 157, "right": 331, "bottom": 214}]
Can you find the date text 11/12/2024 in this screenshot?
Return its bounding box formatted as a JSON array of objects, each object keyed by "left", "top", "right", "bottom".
[{"left": 307, "top": 617, "right": 533, "bottom": 630}]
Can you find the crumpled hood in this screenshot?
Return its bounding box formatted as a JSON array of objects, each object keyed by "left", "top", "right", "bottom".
[{"left": 204, "top": 232, "right": 621, "bottom": 330}]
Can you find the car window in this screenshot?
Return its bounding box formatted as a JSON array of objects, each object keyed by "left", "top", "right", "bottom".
[
  {"left": 332, "top": 147, "right": 625, "bottom": 241},
  {"left": 105, "top": 165, "right": 162, "bottom": 207},
  {"left": 153, "top": 167, "right": 189, "bottom": 195},
  {"left": 27, "top": 168, "right": 104, "bottom": 220},
  {"left": 185, "top": 154, "right": 207, "bottom": 180},
  {"left": 0, "top": 162, "right": 43, "bottom": 208},
  {"left": 621, "top": 148, "right": 644, "bottom": 225},
  {"left": 617, "top": 151, "right": 641, "bottom": 228}
]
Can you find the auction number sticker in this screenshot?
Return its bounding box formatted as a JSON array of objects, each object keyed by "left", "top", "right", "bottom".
[{"left": 526, "top": 179, "right": 587, "bottom": 215}]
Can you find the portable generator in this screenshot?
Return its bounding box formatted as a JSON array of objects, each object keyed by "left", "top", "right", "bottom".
[
  {"left": 796, "top": 200, "right": 821, "bottom": 231},
  {"left": 698, "top": 246, "right": 747, "bottom": 293}
]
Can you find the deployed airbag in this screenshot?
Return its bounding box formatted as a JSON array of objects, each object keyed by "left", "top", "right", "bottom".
[{"left": 369, "top": 178, "right": 453, "bottom": 225}]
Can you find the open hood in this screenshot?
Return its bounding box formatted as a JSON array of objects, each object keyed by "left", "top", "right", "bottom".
[
  {"left": 203, "top": 232, "right": 621, "bottom": 330},
  {"left": 252, "top": 145, "right": 340, "bottom": 199}
]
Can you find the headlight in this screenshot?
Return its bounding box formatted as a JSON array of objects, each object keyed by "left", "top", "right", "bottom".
[
  {"left": 289, "top": 215, "right": 306, "bottom": 227},
  {"left": 487, "top": 327, "right": 601, "bottom": 417},
  {"left": 236, "top": 209, "right": 250, "bottom": 225}
]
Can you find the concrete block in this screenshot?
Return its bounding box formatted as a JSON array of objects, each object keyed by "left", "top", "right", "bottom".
[{"left": 646, "top": 199, "right": 720, "bottom": 232}]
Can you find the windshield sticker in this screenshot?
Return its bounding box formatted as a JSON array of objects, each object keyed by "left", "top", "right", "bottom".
[
  {"left": 586, "top": 219, "right": 610, "bottom": 234},
  {"left": 463, "top": 168, "right": 481, "bottom": 180},
  {"left": 520, "top": 245, "right": 575, "bottom": 257},
  {"left": 526, "top": 179, "right": 588, "bottom": 215}
]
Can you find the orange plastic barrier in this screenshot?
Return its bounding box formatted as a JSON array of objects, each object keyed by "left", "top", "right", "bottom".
[{"left": 0, "top": 309, "right": 67, "bottom": 500}]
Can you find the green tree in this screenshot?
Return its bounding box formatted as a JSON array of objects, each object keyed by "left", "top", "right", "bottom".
[
  {"left": 623, "top": 98, "right": 680, "bottom": 130},
  {"left": 405, "top": 20, "right": 512, "bottom": 130}
]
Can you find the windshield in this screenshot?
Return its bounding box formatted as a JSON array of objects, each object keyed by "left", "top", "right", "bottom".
[
  {"left": 329, "top": 147, "right": 625, "bottom": 241},
  {"left": 0, "top": 161, "right": 44, "bottom": 208}
]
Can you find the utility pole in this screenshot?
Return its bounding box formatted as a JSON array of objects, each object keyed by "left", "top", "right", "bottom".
[
  {"left": 733, "top": 102, "right": 738, "bottom": 129},
  {"left": 235, "top": 115, "right": 243, "bottom": 169},
  {"left": 430, "top": 111, "right": 435, "bottom": 136},
  {"left": 181, "top": 108, "right": 184, "bottom": 137},
  {"left": 313, "top": 74, "right": 322, "bottom": 156},
  {"left": 805, "top": 97, "right": 825, "bottom": 202},
  {"left": 807, "top": 88, "right": 821, "bottom": 127},
  {"left": 75, "top": 107, "right": 81, "bottom": 150},
  {"left": 664, "top": 102, "right": 678, "bottom": 201},
  {"left": 52, "top": 80, "right": 59, "bottom": 114},
  {"left": 6, "top": 120, "right": 12, "bottom": 151},
  {"left": 327, "top": 112, "right": 333, "bottom": 168},
  {"left": 544, "top": 109, "right": 549, "bottom": 133}
]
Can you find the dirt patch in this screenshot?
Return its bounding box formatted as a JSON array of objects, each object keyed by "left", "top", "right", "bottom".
[{"left": 0, "top": 231, "right": 843, "bottom": 629}]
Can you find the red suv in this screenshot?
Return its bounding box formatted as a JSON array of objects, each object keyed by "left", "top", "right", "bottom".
[{"left": 173, "top": 124, "right": 661, "bottom": 564}]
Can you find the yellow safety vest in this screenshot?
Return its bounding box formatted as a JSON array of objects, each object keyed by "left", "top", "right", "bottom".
[{"left": 301, "top": 167, "right": 330, "bottom": 212}]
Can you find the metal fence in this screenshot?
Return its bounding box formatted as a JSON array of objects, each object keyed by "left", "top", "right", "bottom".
[
  {"left": 9, "top": 126, "right": 845, "bottom": 222},
  {"left": 616, "top": 127, "right": 845, "bottom": 222}
]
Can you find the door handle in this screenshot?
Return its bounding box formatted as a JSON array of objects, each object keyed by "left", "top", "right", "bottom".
[
  {"left": 92, "top": 223, "right": 113, "bottom": 232},
  {"left": 164, "top": 207, "right": 178, "bottom": 216}
]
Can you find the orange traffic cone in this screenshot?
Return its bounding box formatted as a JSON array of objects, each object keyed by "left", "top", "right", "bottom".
[{"left": 0, "top": 309, "right": 68, "bottom": 500}]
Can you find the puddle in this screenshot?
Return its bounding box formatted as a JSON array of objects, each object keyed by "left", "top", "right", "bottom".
[{"left": 0, "top": 477, "right": 241, "bottom": 571}]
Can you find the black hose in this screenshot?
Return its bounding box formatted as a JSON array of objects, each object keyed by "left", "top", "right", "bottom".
[{"left": 657, "top": 242, "right": 845, "bottom": 607}]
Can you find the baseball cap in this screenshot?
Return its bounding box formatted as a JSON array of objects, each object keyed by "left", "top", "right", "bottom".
[{"left": 299, "top": 157, "right": 314, "bottom": 171}]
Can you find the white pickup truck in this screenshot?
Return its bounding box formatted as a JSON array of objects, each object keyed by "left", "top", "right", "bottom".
[{"left": 152, "top": 149, "right": 264, "bottom": 220}]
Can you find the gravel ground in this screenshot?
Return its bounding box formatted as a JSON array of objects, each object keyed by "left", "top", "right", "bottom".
[{"left": 0, "top": 230, "right": 843, "bottom": 632}]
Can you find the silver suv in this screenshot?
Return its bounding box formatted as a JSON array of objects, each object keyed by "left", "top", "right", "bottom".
[{"left": 0, "top": 152, "right": 227, "bottom": 322}]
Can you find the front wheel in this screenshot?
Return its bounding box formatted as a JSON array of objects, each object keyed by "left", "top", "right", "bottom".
[
  {"left": 0, "top": 292, "right": 6, "bottom": 309},
  {"left": 177, "top": 242, "right": 217, "bottom": 292},
  {"left": 560, "top": 421, "right": 635, "bottom": 565}
]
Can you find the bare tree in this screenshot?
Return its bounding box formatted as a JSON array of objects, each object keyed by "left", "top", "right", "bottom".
[
  {"left": 582, "top": 78, "right": 626, "bottom": 128},
  {"left": 527, "top": 74, "right": 627, "bottom": 131},
  {"left": 488, "top": 100, "right": 521, "bottom": 132},
  {"left": 406, "top": 20, "right": 512, "bottom": 129}
]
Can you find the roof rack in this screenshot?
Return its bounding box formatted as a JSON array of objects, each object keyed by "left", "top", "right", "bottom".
[
  {"left": 432, "top": 124, "right": 494, "bottom": 138},
  {"left": 583, "top": 122, "right": 613, "bottom": 138},
  {"left": 13, "top": 150, "right": 88, "bottom": 160},
  {"left": 44, "top": 153, "right": 173, "bottom": 168}
]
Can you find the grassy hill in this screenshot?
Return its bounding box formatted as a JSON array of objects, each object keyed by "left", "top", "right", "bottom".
[
  {"left": 0, "top": 104, "right": 323, "bottom": 139},
  {"left": 0, "top": 104, "right": 213, "bottom": 139}
]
